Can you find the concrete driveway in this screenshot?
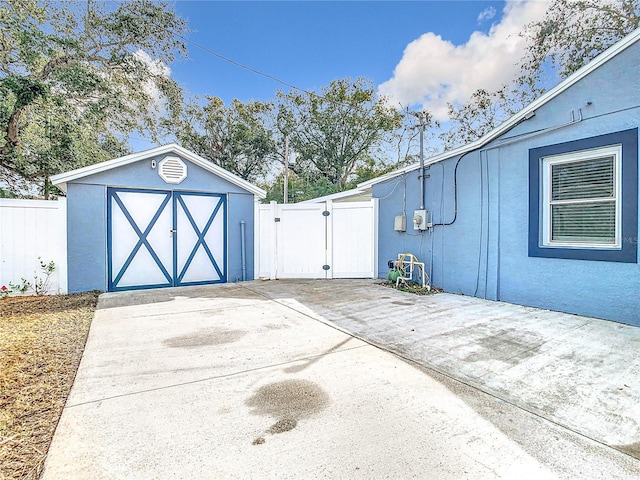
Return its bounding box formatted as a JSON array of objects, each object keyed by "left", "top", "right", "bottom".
[{"left": 43, "top": 280, "right": 640, "bottom": 479}]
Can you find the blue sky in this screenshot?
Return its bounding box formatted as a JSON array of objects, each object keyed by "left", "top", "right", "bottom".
[
  {"left": 165, "top": 1, "right": 550, "bottom": 113},
  {"left": 171, "top": 1, "right": 509, "bottom": 104}
]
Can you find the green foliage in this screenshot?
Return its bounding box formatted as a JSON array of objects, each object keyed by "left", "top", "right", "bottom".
[
  {"left": 378, "top": 280, "right": 439, "bottom": 295},
  {"left": 0, "top": 187, "right": 17, "bottom": 198},
  {"left": 440, "top": 0, "right": 639, "bottom": 150},
  {"left": 275, "top": 78, "right": 403, "bottom": 190},
  {"left": 8, "top": 258, "right": 56, "bottom": 296},
  {"left": 0, "top": 0, "right": 188, "bottom": 196},
  {"left": 440, "top": 85, "right": 534, "bottom": 150},
  {"left": 174, "top": 96, "right": 276, "bottom": 182},
  {"left": 263, "top": 171, "right": 338, "bottom": 203},
  {"left": 0, "top": 76, "right": 49, "bottom": 110},
  {"left": 396, "top": 109, "right": 441, "bottom": 164},
  {"left": 522, "top": 0, "right": 640, "bottom": 80}
]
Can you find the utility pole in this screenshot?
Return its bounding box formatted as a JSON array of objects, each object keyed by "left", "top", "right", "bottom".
[
  {"left": 419, "top": 115, "right": 424, "bottom": 210},
  {"left": 283, "top": 135, "right": 289, "bottom": 204},
  {"left": 408, "top": 109, "right": 427, "bottom": 210}
]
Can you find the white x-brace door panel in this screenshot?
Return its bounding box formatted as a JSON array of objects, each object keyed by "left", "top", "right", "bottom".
[{"left": 107, "top": 188, "right": 226, "bottom": 291}]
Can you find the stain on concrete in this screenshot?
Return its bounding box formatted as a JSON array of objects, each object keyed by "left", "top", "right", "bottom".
[
  {"left": 252, "top": 437, "right": 265, "bottom": 445},
  {"left": 391, "top": 301, "right": 413, "bottom": 306},
  {"left": 246, "top": 379, "right": 329, "bottom": 419},
  {"left": 283, "top": 338, "right": 354, "bottom": 374},
  {"left": 267, "top": 418, "right": 297, "bottom": 434},
  {"left": 465, "top": 328, "right": 545, "bottom": 363},
  {"left": 615, "top": 441, "right": 640, "bottom": 458},
  {"left": 163, "top": 328, "right": 246, "bottom": 348},
  {"left": 264, "top": 323, "right": 290, "bottom": 330},
  {"left": 246, "top": 380, "right": 329, "bottom": 437}
]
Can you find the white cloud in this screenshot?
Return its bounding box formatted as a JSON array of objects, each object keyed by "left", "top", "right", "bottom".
[
  {"left": 477, "top": 6, "right": 497, "bottom": 23},
  {"left": 133, "top": 49, "right": 172, "bottom": 114},
  {"left": 378, "top": 0, "right": 549, "bottom": 120},
  {"left": 134, "top": 49, "right": 171, "bottom": 77}
]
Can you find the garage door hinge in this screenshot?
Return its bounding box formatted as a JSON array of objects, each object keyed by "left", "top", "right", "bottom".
[
  {"left": 323, "top": 265, "right": 330, "bottom": 270},
  {"left": 274, "top": 217, "right": 281, "bottom": 222},
  {"left": 322, "top": 210, "right": 330, "bottom": 216}
]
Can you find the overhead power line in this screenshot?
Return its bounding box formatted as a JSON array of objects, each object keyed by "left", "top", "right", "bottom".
[
  {"left": 105, "top": 0, "right": 401, "bottom": 118},
  {"left": 175, "top": 35, "right": 315, "bottom": 97}
]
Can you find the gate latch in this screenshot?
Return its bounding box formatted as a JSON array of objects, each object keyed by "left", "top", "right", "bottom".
[
  {"left": 169, "top": 228, "right": 177, "bottom": 237},
  {"left": 274, "top": 217, "right": 281, "bottom": 222},
  {"left": 322, "top": 265, "right": 330, "bottom": 270},
  {"left": 322, "top": 211, "right": 330, "bottom": 217}
]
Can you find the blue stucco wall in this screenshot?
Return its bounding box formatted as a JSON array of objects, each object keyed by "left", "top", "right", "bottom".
[
  {"left": 66, "top": 153, "right": 258, "bottom": 292},
  {"left": 67, "top": 182, "right": 107, "bottom": 293},
  {"left": 227, "top": 192, "right": 256, "bottom": 282},
  {"left": 374, "top": 41, "right": 640, "bottom": 326}
]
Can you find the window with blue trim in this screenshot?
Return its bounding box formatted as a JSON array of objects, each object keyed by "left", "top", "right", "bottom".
[{"left": 529, "top": 129, "right": 638, "bottom": 263}]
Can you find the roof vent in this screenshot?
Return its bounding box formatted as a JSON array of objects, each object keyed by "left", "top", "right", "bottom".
[{"left": 158, "top": 156, "right": 187, "bottom": 184}]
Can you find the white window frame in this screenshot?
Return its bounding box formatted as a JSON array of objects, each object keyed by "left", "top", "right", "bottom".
[{"left": 541, "top": 145, "right": 622, "bottom": 249}]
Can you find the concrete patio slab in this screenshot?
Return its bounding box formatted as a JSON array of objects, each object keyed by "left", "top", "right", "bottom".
[
  {"left": 247, "top": 279, "right": 640, "bottom": 459},
  {"left": 41, "top": 281, "right": 640, "bottom": 479}
]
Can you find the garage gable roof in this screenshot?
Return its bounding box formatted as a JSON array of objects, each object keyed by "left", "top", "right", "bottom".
[
  {"left": 51, "top": 143, "right": 266, "bottom": 198},
  {"left": 359, "top": 27, "right": 640, "bottom": 189}
]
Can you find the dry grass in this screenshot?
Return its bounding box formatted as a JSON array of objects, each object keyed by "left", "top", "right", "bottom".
[{"left": 0, "top": 292, "right": 99, "bottom": 480}]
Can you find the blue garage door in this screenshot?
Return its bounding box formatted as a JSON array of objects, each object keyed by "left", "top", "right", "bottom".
[{"left": 107, "top": 188, "right": 227, "bottom": 291}]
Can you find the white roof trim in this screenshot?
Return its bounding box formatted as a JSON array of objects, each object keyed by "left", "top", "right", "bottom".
[
  {"left": 298, "top": 186, "right": 371, "bottom": 204},
  {"left": 51, "top": 143, "right": 266, "bottom": 198},
  {"left": 359, "top": 27, "right": 640, "bottom": 188}
]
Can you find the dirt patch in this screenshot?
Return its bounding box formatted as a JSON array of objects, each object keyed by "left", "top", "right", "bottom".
[
  {"left": 163, "top": 328, "right": 246, "bottom": 348},
  {"left": 0, "top": 292, "right": 99, "bottom": 480}
]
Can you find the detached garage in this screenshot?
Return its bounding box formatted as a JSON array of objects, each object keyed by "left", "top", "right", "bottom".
[{"left": 52, "top": 144, "right": 265, "bottom": 293}]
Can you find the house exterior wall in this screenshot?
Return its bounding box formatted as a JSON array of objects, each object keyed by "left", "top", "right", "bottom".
[
  {"left": 67, "top": 182, "right": 106, "bottom": 292},
  {"left": 374, "top": 40, "right": 640, "bottom": 326},
  {"left": 227, "top": 192, "right": 256, "bottom": 282},
  {"left": 66, "top": 153, "right": 257, "bottom": 293}
]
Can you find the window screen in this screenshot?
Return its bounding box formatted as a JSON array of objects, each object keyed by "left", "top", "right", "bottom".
[{"left": 550, "top": 156, "right": 616, "bottom": 244}]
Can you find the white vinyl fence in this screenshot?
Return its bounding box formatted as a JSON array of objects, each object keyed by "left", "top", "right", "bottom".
[
  {"left": 257, "top": 200, "right": 377, "bottom": 280},
  {"left": 1, "top": 197, "right": 376, "bottom": 296},
  {"left": 0, "top": 198, "right": 67, "bottom": 294}
]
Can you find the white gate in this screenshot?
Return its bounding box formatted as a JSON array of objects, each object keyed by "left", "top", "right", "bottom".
[{"left": 258, "top": 200, "right": 377, "bottom": 279}]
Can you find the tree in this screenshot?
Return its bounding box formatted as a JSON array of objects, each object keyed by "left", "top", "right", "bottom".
[
  {"left": 1, "top": 100, "right": 130, "bottom": 198},
  {"left": 0, "top": 0, "right": 188, "bottom": 195},
  {"left": 175, "top": 97, "right": 276, "bottom": 183},
  {"left": 521, "top": 0, "right": 640, "bottom": 80},
  {"left": 439, "top": 84, "right": 536, "bottom": 150},
  {"left": 398, "top": 109, "right": 441, "bottom": 164},
  {"left": 275, "top": 78, "right": 403, "bottom": 191},
  {"left": 263, "top": 171, "right": 338, "bottom": 204},
  {"left": 439, "top": 0, "right": 640, "bottom": 151}
]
